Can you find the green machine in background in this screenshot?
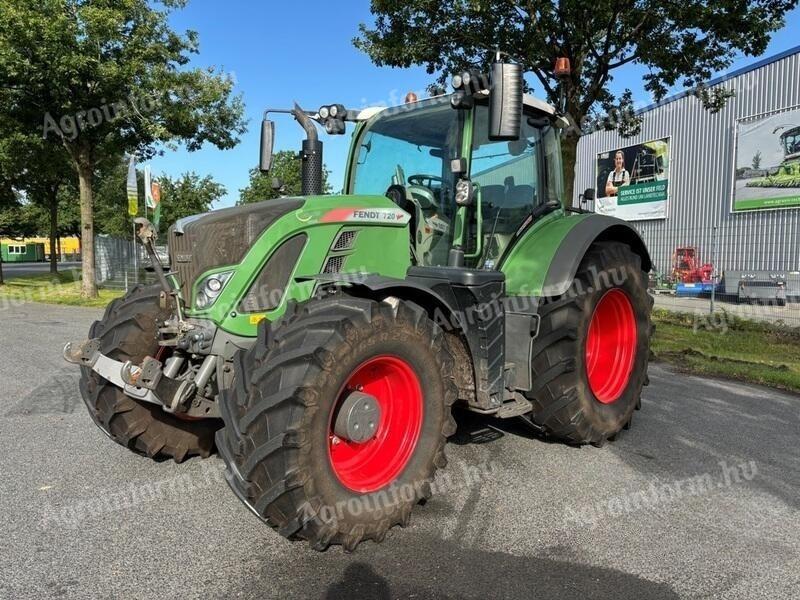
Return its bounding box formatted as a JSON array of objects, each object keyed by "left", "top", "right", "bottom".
[
  {"left": 65, "top": 59, "right": 653, "bottom": 551},
  {"left": 748, "top": 125, "right": 800, "bottom": 188}
]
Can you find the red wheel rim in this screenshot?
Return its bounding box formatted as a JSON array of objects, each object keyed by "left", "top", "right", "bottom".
[
  {"left": 585, "top": 289, "right": 638, "bottom": 404},
  {"left": 328, "top": 355, "right": 424, "bottom": 493}
]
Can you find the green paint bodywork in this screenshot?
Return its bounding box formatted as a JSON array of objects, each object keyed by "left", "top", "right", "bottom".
[
  {"left": 177, "top": 99, "right": 627, "bottom": 338},
  {"left": 500, "top": 210, "right": 592, "bottom": 296},
  {"left": 185, "top": 194, "right": 410, "bottom": 337}
]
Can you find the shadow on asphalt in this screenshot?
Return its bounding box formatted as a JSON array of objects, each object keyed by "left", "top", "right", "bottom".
[{"left": 254, "top": 535, "right": 679, "bottom": 599}]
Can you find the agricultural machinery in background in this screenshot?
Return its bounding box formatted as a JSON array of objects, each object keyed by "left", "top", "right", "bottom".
[{"left": 747, "top": 125, "right": 800, "bottom": 188}]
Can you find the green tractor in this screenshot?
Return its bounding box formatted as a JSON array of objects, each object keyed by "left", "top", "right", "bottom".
[
  {"left": 747, "top": 125, "right": 800, "bottom": 188},
  {"left": 64, "top": 60, "right": 653, "bottom": 551}
]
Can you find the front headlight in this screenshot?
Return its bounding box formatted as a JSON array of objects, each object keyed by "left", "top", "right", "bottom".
[{"left": 195, "top": 271, "right": 233, "bottom": 310}]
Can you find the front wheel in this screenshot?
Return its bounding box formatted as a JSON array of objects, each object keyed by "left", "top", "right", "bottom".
[
  {"left": 527, "top": 242, "right": 653, "bottom": 445},
  {"left": 216, "top": 295, "right": 457, "bottom": 551}
]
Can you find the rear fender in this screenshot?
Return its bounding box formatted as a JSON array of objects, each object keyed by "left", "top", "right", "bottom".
[{"left": 501, "top": 213, "right": 651, "bottom": 297}]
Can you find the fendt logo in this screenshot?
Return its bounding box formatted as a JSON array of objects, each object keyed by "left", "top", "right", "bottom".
[{"left": 321, "top": 207, "right": 411, "bottom": 225}]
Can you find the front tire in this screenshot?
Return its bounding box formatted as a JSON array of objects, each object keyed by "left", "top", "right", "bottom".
[
  {"left": 527, "top": 242, "right": 653, "bottom": 445},
  {"left": 216, "top": 295, "right": 457, "bottom": 551},
  {"left": 79, "top": 285, "right": 221, "bottom": 462}
]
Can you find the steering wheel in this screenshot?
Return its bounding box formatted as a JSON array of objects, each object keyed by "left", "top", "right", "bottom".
[{"left": 408, "top": 174, "right": 443, "bottom": 188}]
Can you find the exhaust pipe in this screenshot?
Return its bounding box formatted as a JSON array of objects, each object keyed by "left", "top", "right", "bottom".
[{"left": 291, "top": 103, "right": 323, "bottom": 196}]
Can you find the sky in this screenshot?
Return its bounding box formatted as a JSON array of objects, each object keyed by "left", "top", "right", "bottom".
[{"left": 153, "top": 0, "right": 800, "bottom": 209}]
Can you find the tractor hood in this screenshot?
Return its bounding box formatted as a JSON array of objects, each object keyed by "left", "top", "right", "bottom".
[
  {"left": 168, "top": 196, "right": 305, "bottom": 299},
  {"left": 168, "top": 194, "right": 410, "bottom": 301}
]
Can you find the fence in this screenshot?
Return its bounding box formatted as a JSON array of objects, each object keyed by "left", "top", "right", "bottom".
[{"left": 94, "top": 235, "right": 160, "bottom": 291}]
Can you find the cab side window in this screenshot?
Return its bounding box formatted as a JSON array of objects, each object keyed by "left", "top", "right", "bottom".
[{"left": 471, "top": 105, "right": 542, "bottom": 264}]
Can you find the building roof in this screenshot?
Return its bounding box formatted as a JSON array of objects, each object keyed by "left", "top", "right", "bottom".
[{"left": 636, "top": 44, "right": 800, "bottom": 114}]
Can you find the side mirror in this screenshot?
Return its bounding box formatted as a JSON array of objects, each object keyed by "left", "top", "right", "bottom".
[
  {"left": 582, "top": 188, "right": 596, "bottom": 202},
  {"left": 259, "top": 119, "right": 275, "bottom": 173},
  {"left": 489, "top": 61, "right": 523, "bottom": 141}
]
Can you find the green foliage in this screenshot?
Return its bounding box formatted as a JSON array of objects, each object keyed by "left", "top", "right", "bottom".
[
  {"left": 0, "top": 0, "right": 247, "bottom": 161},
  {"left": 355, "top": 0, "right": 796, "bottom": 202},
  {"left": 92, "top": 161, "right": 226, "bottom": 238},
  {"left": 752, "top": 151, "right": 763, "bottom": 170},
  {"left": 158, "top": 171, "right": 226, "bottom": 229},
  {"left": 0, "top": 0, "right": 248, "bottom": 295},
  {"left": 239, "top": 150, "right": 331, "bottom": 205},
  {"left": 0, "top": 200, "right": 40, "bottom": 239}
]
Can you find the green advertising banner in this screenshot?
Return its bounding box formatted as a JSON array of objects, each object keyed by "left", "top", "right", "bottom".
[
  {"left": 596, "top": 137, "right": 670, "bottom": 221},
  {"left": 618, "top": 180, "right": 669, "bottom": 205},
  {"left": 733, "top": 107, "right": 800, "bottom": 212}
]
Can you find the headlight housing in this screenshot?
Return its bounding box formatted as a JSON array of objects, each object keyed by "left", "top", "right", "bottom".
[{"left": 195, "top": 271, "right": 233, "bottom": 310}]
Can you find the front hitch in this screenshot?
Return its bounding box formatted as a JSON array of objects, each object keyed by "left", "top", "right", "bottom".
[{"left": 63, "top": 339, "right": 220, "bottom": 418}]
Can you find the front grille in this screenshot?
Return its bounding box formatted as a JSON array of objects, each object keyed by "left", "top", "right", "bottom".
[
  {"left": 323, "top": 255, "right": 346, "bottom": 274},
  {"left": 168, "top": 197, "right": 303, "bottom": 299}
]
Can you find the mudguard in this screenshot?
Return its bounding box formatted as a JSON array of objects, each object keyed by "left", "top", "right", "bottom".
[{"left": 500, "top": 212, "right": 651, "bottom": 297}]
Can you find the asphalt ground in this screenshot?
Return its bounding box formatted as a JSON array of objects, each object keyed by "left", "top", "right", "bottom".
[
  {"left": 0, "top": 301, "right": 798, "bottom": 599},
  {"left": 0, "top": 261, "right": 81, "bottom": 279}
]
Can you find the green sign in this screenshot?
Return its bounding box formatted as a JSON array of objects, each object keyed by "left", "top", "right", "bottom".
[
  {"left": 733, "top": 107, "right": 800, "bottom": 213},
  {"left": 618, "top": 180, "right": 669, "bottom": 205},
  {"left": 595, "top": 137, "right": 670, "bottom": 221}
]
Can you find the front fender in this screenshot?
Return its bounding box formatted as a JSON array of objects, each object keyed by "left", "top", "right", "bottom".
[{"left": 500, "top": 212, "right": 651, "bottom": 297}]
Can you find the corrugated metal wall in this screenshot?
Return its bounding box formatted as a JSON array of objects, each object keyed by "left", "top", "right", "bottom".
[{"left": 574, "top": 49, "right": 800, "bottom": 275}]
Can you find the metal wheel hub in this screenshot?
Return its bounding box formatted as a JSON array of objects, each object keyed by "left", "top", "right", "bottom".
[{"left": 333, "top": 391, "right": 381, "bottom": 443}]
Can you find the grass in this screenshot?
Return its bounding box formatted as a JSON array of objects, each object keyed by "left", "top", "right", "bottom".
[
  {"left": 0, "top": 270, "right": 122, "bottom": 308},
  {"left": 651, "top": 308, "right": 800, "bottom": 393}
]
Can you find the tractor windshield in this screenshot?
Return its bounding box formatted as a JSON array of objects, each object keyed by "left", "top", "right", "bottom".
[
  {"left": 781, "top": 128, "right": 800, "bottom": 156},
  {"left": 350, "top": 97, "right": 464, "bottom": 265}
]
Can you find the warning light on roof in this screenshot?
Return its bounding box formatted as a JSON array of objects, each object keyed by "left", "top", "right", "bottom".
[
  {"left": 554, "top": 57, "right": 571, "bottom": 78},
  {"left": 405, "top": 91, "right": 419, "bottom": 103}
]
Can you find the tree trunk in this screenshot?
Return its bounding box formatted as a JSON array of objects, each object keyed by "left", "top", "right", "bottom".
[
  {"left": 76, "top": 155, "right": 98, "bottom": 298},
  {"left": 49, "top": 189, "right": 59, "bottom": 275},
  {"left": 561, "top": 132, "right": 580, "bottom": 210}
]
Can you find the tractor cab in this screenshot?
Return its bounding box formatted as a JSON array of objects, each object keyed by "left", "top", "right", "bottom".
[
  {"left": 344, "top": 93, "right": 565, "bottom": 269},
  {"left": 780, "top": 126, "right": 800, "bottom": 160}
]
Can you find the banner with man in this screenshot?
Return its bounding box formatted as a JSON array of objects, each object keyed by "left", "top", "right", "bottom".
[{"left": 595, "top": 137, "right": 671, "bottom": 221}]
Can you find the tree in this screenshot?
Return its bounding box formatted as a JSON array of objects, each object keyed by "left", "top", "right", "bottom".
[
  {"left": 355, "top": 0, "right": 797, "bottom": 205},
  {"left": 0, "top": 132, "right": 76, "bottom": 274},
  {"left": 92, "top": 161, "right": 226, "bottom": 239},
  {"left": 752, "top": 151, "right": 763, "bottom": 171},
  {"left": 0, "top": 0, "right": 247, "bottom": 297},
  {"left": 158, "top": 172, "right": 226, "bottom": 228},
  {"left": 239, "top": 150, "right": 332, "bottom": 205}
]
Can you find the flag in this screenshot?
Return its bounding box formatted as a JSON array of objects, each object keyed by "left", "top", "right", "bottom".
[
  {"left": 151, "top": 179, "right": 163, "bottom": 230},
  {"left": 144, "top": 165, "right": 156, "bottom": 210},
  {"left": 126, "top": 155, "right": 138, "bottom": 217}
]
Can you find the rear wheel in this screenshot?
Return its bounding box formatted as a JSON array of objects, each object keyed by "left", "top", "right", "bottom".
[
  {"left": 216, "top": 295, "right": 457, "bottom": 551},
  {"left": 79, "top": 284, "right": 220, "bottom": 462},
  {"left": 527, "top": 242, "right": 653, "bottom": 445}
]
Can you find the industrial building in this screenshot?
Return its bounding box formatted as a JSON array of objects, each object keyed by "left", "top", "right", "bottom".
[{"left": 573, "top": 45, "right": 800, "bottom": 280}]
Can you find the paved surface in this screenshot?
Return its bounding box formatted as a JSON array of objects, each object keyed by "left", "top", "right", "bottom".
[
  {"left": 654, "top": 292, "right": 800, "bottom": 327},
  {"left": 1, "top": 261, "right": 81, "bottom": 279},
  {"left": 1, "top": 301, "right": 798, "bottom": 599}
]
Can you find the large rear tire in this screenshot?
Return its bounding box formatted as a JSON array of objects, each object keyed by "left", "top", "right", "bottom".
[
  {"left": 79, "top": 285, "right": 220, "bottom": 462},
  {"left": 216, "top": 295, "right": 457, "bottom": 551},
  {"left": 527, "top": 242, "right": 653, "bottom": 445}
]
